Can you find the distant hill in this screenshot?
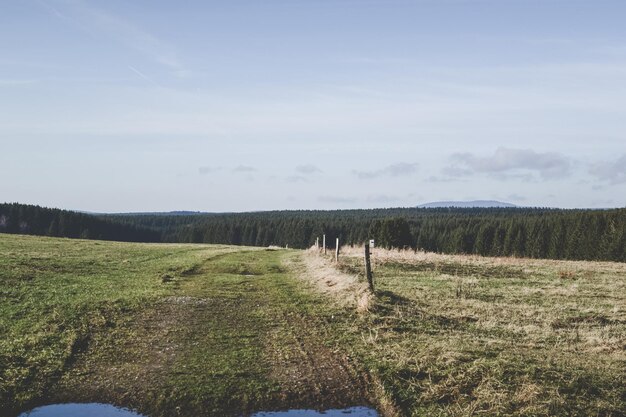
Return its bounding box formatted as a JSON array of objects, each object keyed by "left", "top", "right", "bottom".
[
  {"left": 418, "top": 200, "right": 517, "bottom": 208},
  {"left": 106, "top": 211, "right": 211, "bottom": 216}
]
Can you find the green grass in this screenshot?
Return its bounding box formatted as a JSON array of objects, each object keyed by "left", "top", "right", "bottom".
[
  {"left": 2, "top": 234, "right": 625, "bottom": 417},
  {"left": 0, "top": 234, "right": 238, "bottom": 412},
  {"left": 0, "top": 235, "right": 368, "bottom": 416}
]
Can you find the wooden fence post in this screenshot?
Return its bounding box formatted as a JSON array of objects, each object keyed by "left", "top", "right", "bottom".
[
  {"left": 364, "top": 244, "right": 374, "bottom": 292},
  {"left": 335, "top": 238, "right": 339, "bottom": 262},
  {"left": 323, "top": 234, "right": 326, "bottom": 255}
]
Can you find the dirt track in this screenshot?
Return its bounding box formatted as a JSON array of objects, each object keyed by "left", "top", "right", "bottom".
[{"left": 38, "top": 250, "right": 376, "bottom": 417}]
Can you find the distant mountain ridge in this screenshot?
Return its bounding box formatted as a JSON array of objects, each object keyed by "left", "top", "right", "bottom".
[
  {"left": 418, "top": 200, "right": 517, "bottom": 208},
  {"left": 106, "top": 211, "right": 210, "bottom": 216}
]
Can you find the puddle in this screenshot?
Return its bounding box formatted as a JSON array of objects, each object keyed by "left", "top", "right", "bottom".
[
  {"left": 18, "top": 403, "right": 378, "bottom": 417},
  {"left": 18, "top": 403, "right": 146, "bottom": 417},
  {"left": 251, "top": 407, "right": 379, "bottom": 416}
]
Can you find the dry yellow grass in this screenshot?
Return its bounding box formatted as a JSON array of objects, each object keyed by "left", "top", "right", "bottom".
[
  {"left": 291, "top": 247, "right": 373, "bottom": 312},
  {"left": 304, "top": 245, "right": 626, "bottom": 416}
]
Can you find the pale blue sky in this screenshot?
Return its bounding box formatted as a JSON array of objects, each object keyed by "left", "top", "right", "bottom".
[{"left": 2, "top": 0, "right": 626, "bottom": 212}]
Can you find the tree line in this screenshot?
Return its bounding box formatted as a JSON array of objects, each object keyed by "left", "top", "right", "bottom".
[
  {"left": 109, "top": 207, "right": 626, "bottom": 262},
  {"left": 0, "top": 203, "right": 160, "bottom": 242},
  {"left": 2, "top": 203, "right": 625, "bottom": 262}
]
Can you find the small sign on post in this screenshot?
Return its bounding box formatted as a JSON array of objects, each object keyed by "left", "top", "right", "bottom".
[
  {"left": 364, "top": 243, "right": 374, "bottom": 292},
  {"left": 335, "top": 237, "right": 339, "bottom": 262}
]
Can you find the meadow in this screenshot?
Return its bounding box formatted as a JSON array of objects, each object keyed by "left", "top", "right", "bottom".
[
  {"left": 0, "top": 234, "right": 370, "bottom": 416},
  {"left": 1, "top": 234, "right": 624, "bottom": 416},
  {"left": 329, "top": 246, "right": 626, "bottom": 416}
]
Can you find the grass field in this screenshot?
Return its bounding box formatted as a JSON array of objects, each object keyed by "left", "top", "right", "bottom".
[
  {"left": 0, "top": 234, "right": 373, "bottom": 416},
  {"left": 1, "top": 234, "right": 625, "bottom": 416},
  {"left": 332, "top": 247, "right": 626, "bottom": 416}
]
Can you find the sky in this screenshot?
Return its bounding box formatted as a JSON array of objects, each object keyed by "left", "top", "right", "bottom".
[{"left": 1, "top": 0, "right": 626, "bottom": 212}]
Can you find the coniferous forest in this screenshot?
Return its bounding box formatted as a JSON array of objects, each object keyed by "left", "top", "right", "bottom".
[
  {"left": 2, "top": 202, "right": 625, "bottom": 262},
  {"left": 0, "top": 203, "right": 159, "bottom": 242},
  {"left": 119, "top": 207, "right": 625, "bottom": 262}
]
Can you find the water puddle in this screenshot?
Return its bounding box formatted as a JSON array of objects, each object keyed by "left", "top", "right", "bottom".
[
  {"left": 18, "top": 403, "right": 378, "bottom": 417},
  {"left": 18, "top": 403, "right": 146, "bottom": 417},
  {"left": 251, "top": 407, "right": 379, "bottom": 416}
]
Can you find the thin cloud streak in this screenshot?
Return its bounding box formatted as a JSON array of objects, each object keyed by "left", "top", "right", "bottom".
[
  {"left": 286, "top": 175, "right": 308, "bottom": 183},
  {"left": 354, "top": 162, "right": 419, "bottom": 180},
  {"left": 232, "top": 165, "right": 257, "bottom": 173},
  {"left": 128, "top": 66, "right": 159, "bottom": 86},
  {"left": 295, "top": 164, "right": 322, "bottom": 174},
  {"left": 0, "top": 79, "right": 40, "bottom": 86},
  {"left": 48, "top": 0, "right": 186, "bottom": 75},
  {"left": 198, "top": 166, "right": 222, "bottom": 175},
  {"left": 36, "top": 0, "right": 66, "bottom": 19}
]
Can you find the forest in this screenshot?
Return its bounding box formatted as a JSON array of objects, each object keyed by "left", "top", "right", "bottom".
[
  {"left": 109, "top": 206, "right": 626, "bottom": 262},
  {"left": 2, "top": 203, "right": 625, "bottom": 262},
  {"left": 0, "top": 203, "right": 159, "bottom": 242}
]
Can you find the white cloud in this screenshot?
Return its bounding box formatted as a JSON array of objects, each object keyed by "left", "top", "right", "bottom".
[
  {"left": 295, "top": 164, "right": 322, "bottom": 174},
  {"left": 198, "top": 166, "right": 222, "bottom": 175},
  {"left": 589, "top": 154, "right": 626, "bottom": 185},
  {"left": 232, "top": 165, "right": 257, "bottom": 173},
  {"left": 448, "top": 148, "right": 571, "bottom": 180},
  {"left": 353, "top": 162, "right": 419, "bottom": 180}
]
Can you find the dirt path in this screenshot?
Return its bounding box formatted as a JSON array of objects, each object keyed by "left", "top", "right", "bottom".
[
  {"left": 263, "top": 308, "right": 369, "bottom": 411},
  {"left": 41, "top": 249, "right": 374, "bottom": 417}
]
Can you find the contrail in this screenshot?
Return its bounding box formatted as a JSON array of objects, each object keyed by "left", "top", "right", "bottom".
[
  {"left": 36, "top": 0, "right": 66, "bottom": 20},
  {"left": 128, "top": 65, "right": 159, "bottom": 86}
]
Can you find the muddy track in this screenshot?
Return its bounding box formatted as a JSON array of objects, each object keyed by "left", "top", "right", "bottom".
[
  {"left": 50, "top": 298, "right": 208, "bottom": 416},
  {"left": 264, "top": 309, "right": 371, "bottom": 411},
  {"left": 33, "top": 250, "right": 376, "bottom": 417}
]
